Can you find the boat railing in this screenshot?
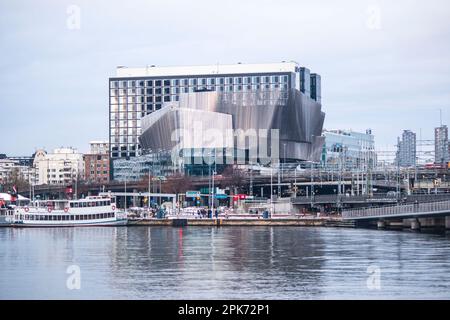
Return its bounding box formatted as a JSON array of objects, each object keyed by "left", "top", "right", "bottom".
[{"left": 0, "top": 208, "right": 14, "bottom": 217}]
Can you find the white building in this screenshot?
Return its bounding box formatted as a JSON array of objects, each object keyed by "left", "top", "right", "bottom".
[
  {"left": 33, "top": 148, "right": 84, "bottom": 185},
  {"left": 89, "top": 140, "right": 109, "bottom": 155},
  {"left": 0, "top": 159, "right": 37, "bottom": 185},
  {"left": 0, "top": 159, "right": 17, "bottom": 184}
]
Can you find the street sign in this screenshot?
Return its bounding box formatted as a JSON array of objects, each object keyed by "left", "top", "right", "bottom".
[
  {"left": 215, "top": 194, "right": 228, "bottom": 199},
  {"left": 186, "top": 191, "right": 200, "bottom": 198}
]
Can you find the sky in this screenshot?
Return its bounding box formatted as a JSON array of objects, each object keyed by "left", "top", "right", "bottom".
[{"left": 0, "top": 0, "right": 449, "bottom": 157}]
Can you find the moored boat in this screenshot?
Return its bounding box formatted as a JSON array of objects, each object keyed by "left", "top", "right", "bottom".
[{"left": 7, "top": 196, "right": 127, "bottom": 227}]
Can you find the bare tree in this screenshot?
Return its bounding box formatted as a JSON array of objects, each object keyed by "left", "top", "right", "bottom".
[
  {"left": 221, "top": 166, "right": 247, "bottom": 194},
  {"left": 162, "top": 174, "right": 194, "bottom": 194},
  {"left": 3, "top": 168, "right": 29, "bottom": 194}
]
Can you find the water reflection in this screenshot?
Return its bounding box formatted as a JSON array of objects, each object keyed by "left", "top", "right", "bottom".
[{"left": 0, "top": 227, "right": 449, "bottom": 299}]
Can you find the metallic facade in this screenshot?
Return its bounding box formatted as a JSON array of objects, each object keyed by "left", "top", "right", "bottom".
[
  {"left": 109, "top": 62, "right": 322, "bottom": 161},
  {"left": 139, "top": 89, "right": 325, "bottom": 167}
]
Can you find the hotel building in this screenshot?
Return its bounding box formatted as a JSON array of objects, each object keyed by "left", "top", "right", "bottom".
[{"left": 109, "top": 62, "right": 322, "bottom": 160}]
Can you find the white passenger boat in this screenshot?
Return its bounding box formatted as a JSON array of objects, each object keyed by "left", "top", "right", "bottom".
[{"left": 7, "top": 196, "right": 127, "bottom": 227}]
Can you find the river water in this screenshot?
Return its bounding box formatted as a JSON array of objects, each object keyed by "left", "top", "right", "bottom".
[{"left": 1, "top": 226, "right": 449, "bottom": 299}]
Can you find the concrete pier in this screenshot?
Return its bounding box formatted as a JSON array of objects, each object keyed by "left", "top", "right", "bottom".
[
  {"left": 377, "top": 220, "right": 386, "bottom": 229},
  {"left": 128, "top": 217, "right": 354, "bottom": 227},
  {"left": 411, "top": 218, "right": 421, "bottom": 230}
]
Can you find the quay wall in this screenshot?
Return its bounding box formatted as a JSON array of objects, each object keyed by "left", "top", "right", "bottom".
[{"left": 129, "top": 218, "right": 339, "bottom": 227}]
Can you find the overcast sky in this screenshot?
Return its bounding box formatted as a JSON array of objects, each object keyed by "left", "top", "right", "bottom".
[{"left": 0, "top": 0, "right": 449, "bottom": 156}]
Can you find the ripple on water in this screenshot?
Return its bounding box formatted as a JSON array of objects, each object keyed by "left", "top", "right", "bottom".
[{"left": 0, "top": 226, "right": 449, "bottom": 299}]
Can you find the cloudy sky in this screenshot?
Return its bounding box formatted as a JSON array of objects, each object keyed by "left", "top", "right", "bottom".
[{"left": 0, "top": 0, "right": 449, "bottom": 156}]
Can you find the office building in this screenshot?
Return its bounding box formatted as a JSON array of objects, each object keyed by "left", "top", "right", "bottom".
[
  {"left": 435, "top": 125, "right": 449, "bottom": 164},
  {"left": 109, "top": 62, "right": 322, "bottom": 162},
  {"left": 321, "top": 129, "right": 376, "bottom": 170},
  {"left": 396, "top": 130, "right": 417, "bottom": 167}
]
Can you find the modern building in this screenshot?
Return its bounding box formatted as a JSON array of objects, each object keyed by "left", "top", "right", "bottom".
[
  {"left": 112, "top": 152, "right": 170, "bottom": 182},
  {"left": 83, "top": 141, "right": 110, "bottom": 184},
  {"left": 33, "top": 148, "right": 84, "bottom": 185},
  {"left": 396, "top": 130, "right": 417, "bottom": 167},
  {"left": 435, "top": 125, "right": 449, "bottom": 164},
  {"left": 138, "top": 88, "right": 324, "bottom": 175},
  {"left": 321, "top": 129, "right": 376, "bottom": 170},
  {"left": 109, "top": 62, "right": 322, "bottom": 162}
]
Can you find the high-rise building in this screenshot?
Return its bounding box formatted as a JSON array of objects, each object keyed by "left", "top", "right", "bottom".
[
  {"left": 396, "top": 130, "right": 416, "bottom": 167},
  {"left": 108, "top": 62, "right": 322, "bottom": 161},
  {"left": 435, "top": 125, "right": 449, "bottom": 164}
]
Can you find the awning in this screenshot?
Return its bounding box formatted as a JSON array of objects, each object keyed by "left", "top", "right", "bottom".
[{"left": 0, "top": 193, "right": 30, "bottom": 201}]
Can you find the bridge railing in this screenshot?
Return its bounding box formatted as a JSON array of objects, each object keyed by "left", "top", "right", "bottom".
[{"left": 342, "top": 199, "right": 450, "bottom": 219}]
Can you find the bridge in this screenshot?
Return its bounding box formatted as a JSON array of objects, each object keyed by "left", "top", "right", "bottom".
[
  {"left": 292, "top": 194, "right": 450, "bottom": 211},
  {"left": 342, "top": 199, "right": 450, "bottom": 220},
  {"left": 342, "top": 199, "right": 450, "bottom": 230}
]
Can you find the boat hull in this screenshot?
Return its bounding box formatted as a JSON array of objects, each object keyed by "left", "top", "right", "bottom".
[{"left": 10, "top": 219, "right": 128, "bottom": 228}]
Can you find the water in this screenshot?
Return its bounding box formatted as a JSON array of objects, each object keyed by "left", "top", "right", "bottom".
[{"left": 1, "top": 226, "right": 450, "bottom": 299}]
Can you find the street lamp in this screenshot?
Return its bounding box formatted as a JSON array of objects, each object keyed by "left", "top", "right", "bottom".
[
  {"left": 282, "top": 143, "right": 286, "bottom": 180},
  {"left": 294, "top": 164, "right": 299, "bottom": 197}
]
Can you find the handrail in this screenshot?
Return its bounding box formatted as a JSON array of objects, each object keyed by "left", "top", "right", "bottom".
[{"left": 342, "top": 199, "right": 450, "bottom": 219}]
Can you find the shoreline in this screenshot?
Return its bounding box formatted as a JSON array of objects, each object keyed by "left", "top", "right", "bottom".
[
  {"left": 128, "top": 217, "right": 354, "bottom": 227},
  {"left": 2, "top": 216, "right": 449, "bottom": 232}
]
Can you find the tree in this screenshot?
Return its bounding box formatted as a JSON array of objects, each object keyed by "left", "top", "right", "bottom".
[
  {"left": 3, "top": 168, "right": 29, "bottom": 194},
  {"left": 161, "top": 174, "right": 194, "bottom": 194},
  {"left": 221, "top": 166, "right": 247, "bottom": 194}
]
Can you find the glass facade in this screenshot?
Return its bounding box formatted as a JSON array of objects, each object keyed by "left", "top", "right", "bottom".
[
  {"left": 109, "top": 68, "right": 321, "bottom": 162},
  {"left": 110, "top": 73, "right": 293, "bottom": 160},
  {"left": 321, "top": 130, "right": 376, "bottom": 171}
]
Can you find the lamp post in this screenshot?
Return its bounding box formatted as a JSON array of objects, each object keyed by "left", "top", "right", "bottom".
[
  {"left": 282, "top": 143, "right": 286, "bottom": 180},
  {"left": 310, "top": 161, "right": 314, "bottom": 209},
  {"left": 294, "top": 164, "right": 298, "bottom": 197},
  {"left": 270, "top": 164, "right": 273, "bottom": 202},
  {"left": 148, "top": 167, "right": 151, "bottom": 208},
  {"left": 212, "top": 168, "right": 216, "bottom": 218},
  {"left": 158, "top": 177, "right": 162, "bottom": 206},
  {"left": 124, "top": 169, "right": 127, "bottom": 213},
  {"left": 249, "top": 160, "right": 253, "bottom": 197},
  {"left": 396, "top": 156, "right": 400, "bottom": 203}
]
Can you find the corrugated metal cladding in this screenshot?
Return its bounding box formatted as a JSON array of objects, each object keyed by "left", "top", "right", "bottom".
[{"left": 139, "top": 89, "right": 325, "bottom": 164}]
